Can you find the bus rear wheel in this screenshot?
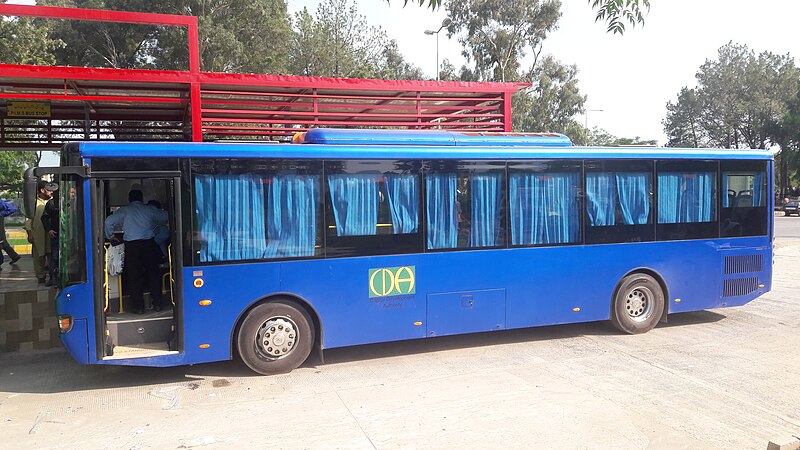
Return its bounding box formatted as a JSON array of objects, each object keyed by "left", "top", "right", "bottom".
[
  {"left": 237, "top": 300, "right": 314, "bottom": 375},
  {"left": 611, "top": 273, "right": 664, "bottom": 334}
]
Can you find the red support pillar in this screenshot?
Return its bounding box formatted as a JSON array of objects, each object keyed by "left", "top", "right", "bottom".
[{"left": 503, "top": 91, "right": 513, "bottom": 132}]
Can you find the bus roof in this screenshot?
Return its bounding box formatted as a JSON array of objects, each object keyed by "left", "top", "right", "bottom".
[{"left": 74, "top": 140, "right": 773, "bottom": 161}]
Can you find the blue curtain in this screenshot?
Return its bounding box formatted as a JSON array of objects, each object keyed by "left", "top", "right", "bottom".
[
  {"left": 470, "top": 173, "right": 501, "bottom": 247},
  {"left": 752, "top": 171, "right": 764, "bottom": 207},
  {"left": 658, "top": 172, "right": 715, "bottom": 223},
  {"left": 616, "top": 172, "right": 650, "bottom": 225},
  {"left": 722, "top": 174, "right": 730, "bottom": 207},
  {"left": 264, "top": 175, "right": 319, "bottom": 258},
  {"left": 426, "top": 173, "right": 458, "bottom": 249},
  {"left": 586, "top": 173, "right": 616, "bottom": 226},
  {"left": 384, "top": 174, "right": 419, "bottom": 233},
  {"left": 194, "top": 174, "right": 267, "bottom": 262},
  {"left": 509, "top": 172, "right": 579, "bottom": 245},
  {"left": 327, "top": 174, "right": 378, "bottom": 236}
]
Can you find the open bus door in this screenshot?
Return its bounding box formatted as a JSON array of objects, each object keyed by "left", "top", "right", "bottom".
[{"left": 88, "top": 171, "right": 184, "bottom": 360}]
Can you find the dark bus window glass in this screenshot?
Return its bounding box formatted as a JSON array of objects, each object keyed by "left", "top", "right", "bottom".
[
  {"left": 325, "top": 160, "right": 422, "bottom": 258},
  {"left": 59, "top": 176, "right": 86, "bottom": 286},
  {"left": 191, "top": 159, "right": 322, "bottom": 263},
  {"left": 721, "top": 160, "right": 768, "bottom": 237},
  {"left": 424, "top": 161, "right": 506, "bottom": 250},
  {"left": 656, "top": 160, "right": 718, "bottom": 241},
  {"left": 508, "top": 161, "right": 581, "bottom": 246},
  {"left": 585, "top": 160, "right": 654, "bottom": 244}
]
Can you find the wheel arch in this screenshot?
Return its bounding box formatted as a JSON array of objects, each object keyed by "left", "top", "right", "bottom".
[
  {"left": 614, "top": 267, "right": 670, "bottom": 324},
  {"left": 230, "top": 292, "right": 324, "bottom": 361}
]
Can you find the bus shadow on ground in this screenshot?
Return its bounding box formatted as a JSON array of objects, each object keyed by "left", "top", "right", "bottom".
[
  {"left": 0, "top": 310, "right": 726, "bottom": 394},
  {"left": 314, "top": 310, "right": 727, "bottom": 368}
]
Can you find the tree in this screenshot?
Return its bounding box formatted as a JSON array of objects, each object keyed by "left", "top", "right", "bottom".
[
  {"left": 512, "top": 55, "right": 585, "bottom": 138},
  {"left": 403, "top": 0, "right": 649, "bottom": 34},
  {"left": 156, "top": 0, "right": 291, "bottom": 73},
  {"left": 378, "top": 40, "right": 425, "bottom": 80},
  {"left": 289, "top": 0, "right": 390, "bottom": 78},
  {"left": 40, "top": 0, "right": 163, "bottom": 69},
  {"left": 0, "top": 13, "right": 63, "bottom": 65},
  {"left": 588, "top": 128, "right": 656, "bottom": 146},
  {"left": 0, "top": 151, "right": 38, "bottom": 196},
  {"left": 663, "top": 87, "right": 704, "bottom": 147},
  {"left": 446, "top": 0, "right": 561, "bottom": 82},
  {"left": 663, "top": 43, "right": 798, "bottom": 150}
]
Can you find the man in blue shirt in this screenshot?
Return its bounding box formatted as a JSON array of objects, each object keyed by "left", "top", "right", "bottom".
[{"left": 105, "top": 190, "right": 169, "bottom": 314}]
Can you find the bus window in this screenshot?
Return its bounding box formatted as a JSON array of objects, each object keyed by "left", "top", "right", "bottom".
[
  {"left": 424, "top": 161, "right": 506, "bottom": 250},
  {"left": 585, "top": 160, "right": 654, "bottom": 244},
  {"left": 324, "top": 160, "right": 422, "bottom": 258},
  {"left": 508, "top": 161, "right": 581, "bottom": 246},
  {"left": 656, "top": 160, "right": 718, "bottom": 241},
  {"left": 191, "top": 159, "right": 322, "bottom": 263},
  {"left": 721, "top": 160, "right": 768, "bottom": 237}
]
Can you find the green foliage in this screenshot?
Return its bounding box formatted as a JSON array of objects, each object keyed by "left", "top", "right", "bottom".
[
  {"left": 289, "top": 0, "right": 422, "bottom": 79},
  {"left": 0, "top": 151, "right": 38, "bottom": 196},
  {"left": 398, "top": 0, "right": 649, "bottom": 35},
  {"left": 162, "top": 0, "right": 291, "bottom": 73},
  {"left": 663, "top": 42, "right": 798, "bottom": 150},
  {"left": 39, "top": 0, "right": 291, "bottom": 73},
  {"left": 512, "top": 56, "right": 585, "bottom": 137},
  {"left": 40, "top": 0, "right": 163, "bottom": 69},
  {"left": 588, "top": 128, "right": 656, "bottom": 146},
  {"left": 446, "top": 0, "right": 561, "bottom": 82},
  {"left": 663, "top": 87, "right": 703, "bottom": 147},
  {"left": 0, "top": 15, "right": 63, "bottom": 65},
  {"left": 589, "top": 0, "right": 649, "bottom": 34}
]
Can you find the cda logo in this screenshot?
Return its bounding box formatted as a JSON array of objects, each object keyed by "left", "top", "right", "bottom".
[{"left": 368, "top": 266, "right": 415, "bottom": 298}]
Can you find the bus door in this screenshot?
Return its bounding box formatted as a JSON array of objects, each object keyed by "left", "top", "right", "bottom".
[{"left": 89, "top": 171, "right": 184, "bottom": 360}]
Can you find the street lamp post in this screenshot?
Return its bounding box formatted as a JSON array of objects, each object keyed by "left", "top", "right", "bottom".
[
  {"left": 584, "top": 109, "right": 604, "bottom": 131},
  {"left": 424, "top": 18, "right": 451, "bottom": 81}
]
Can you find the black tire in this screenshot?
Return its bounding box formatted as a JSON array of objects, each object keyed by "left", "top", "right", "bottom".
[
  {"left": 610, "top": 273, "right": 664, "bottom": 334},
  {"left": 236, "top": 300, "right": 314, "bottom": 375}
]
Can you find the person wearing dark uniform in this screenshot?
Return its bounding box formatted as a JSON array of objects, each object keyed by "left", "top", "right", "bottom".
[{"left": 104, "top": 190, "right": 168, "bottom": 314}]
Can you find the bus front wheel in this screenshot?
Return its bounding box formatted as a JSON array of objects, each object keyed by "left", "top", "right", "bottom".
[
  {"left": 611, "top": 273, "right": 664, "bottom": 334},
  {"left": 237, "top": 300, "right": 314, "bottom": 375}
]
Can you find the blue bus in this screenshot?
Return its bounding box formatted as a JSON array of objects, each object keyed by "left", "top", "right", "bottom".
[{"left": 26, "top": 129, "right": 773, "bottom": 374}]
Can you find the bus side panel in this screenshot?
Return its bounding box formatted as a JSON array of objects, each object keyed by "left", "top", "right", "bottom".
[
  {"left": 280, "top": 256, "right": 426, "bottom": 349},
  {"left": 181, "top": 263, "right": 281, "bottom": 363}
]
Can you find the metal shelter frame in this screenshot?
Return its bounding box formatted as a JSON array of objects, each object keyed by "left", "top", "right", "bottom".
[{"left": 0, "top": 4, "right": 526, "bottom": 149}]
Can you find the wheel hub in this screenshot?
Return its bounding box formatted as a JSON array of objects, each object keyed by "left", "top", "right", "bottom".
[
  {"left": 625, "top": 287, "right": 653, "bottom": 321},
  {"left": 257, "top": 317, "right": 297, "bottom": 359}
]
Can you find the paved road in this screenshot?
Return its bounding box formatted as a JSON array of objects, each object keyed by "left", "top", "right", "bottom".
[
  {"left": 776, "top": 213, "right": 800, "bottom": 239},
  {"left": 1, "top": 240, "right": 799, "bottom": 449}
]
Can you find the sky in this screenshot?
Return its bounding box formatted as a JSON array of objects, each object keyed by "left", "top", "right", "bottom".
[
  {"left": 289, "top": 0, "right": 800, "bottom": 146},
  {"left": 17, "top": 0, "right": 800, "bottom": 167}
]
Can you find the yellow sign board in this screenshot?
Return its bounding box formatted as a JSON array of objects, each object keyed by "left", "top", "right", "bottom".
[{"left": 7, "top": 102, "right": 51, "bottom": 118}]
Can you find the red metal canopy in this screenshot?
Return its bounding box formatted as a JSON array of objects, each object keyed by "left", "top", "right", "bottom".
[{"left": 0, "top": 4, "right": 526, "bottom": 149}]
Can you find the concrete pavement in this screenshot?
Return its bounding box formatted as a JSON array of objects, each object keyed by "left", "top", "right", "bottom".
[{"left": 1, "top": 243, "right": 799, "bottom": 449}]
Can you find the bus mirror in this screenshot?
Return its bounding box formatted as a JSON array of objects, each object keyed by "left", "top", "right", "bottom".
[{"left": 22, "top": 167, "right": 37, "bottom": 219}]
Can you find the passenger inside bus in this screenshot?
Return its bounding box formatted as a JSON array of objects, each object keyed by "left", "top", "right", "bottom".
[{"left": 104, "top": 189, "right": 168, "bottom": 314}]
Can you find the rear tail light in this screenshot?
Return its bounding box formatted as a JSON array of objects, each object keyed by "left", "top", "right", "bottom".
[{"left": 57, "top": 315, "right": 73, "bottom": 334}]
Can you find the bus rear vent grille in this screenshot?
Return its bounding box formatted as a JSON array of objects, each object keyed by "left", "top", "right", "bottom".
[
  {"left": 723, "top": 277, "right": 759, "bottom": 297},
  {"left": 724, "top": 254, "right": 763, "bottom": 274}
]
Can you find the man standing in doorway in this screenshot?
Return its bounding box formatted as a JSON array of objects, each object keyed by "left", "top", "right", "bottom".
[
  {"left": 24, "top": 181, "right": 57, "bottom": 283},
  {"left": 104, "top": 189, "right": 168, "bottom": 314}
]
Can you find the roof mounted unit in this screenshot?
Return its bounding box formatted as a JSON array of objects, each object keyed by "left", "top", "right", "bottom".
[{"left": 297, "top": 128, "right": 572, "bottom": 147}]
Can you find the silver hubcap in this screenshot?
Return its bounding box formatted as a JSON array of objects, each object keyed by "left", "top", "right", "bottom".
[
  {"left": 625, "top": 287, "right": 654, "bottom": 322},
  {"left": 256, "top": 316, "right": 297, "bottom": 359}
]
